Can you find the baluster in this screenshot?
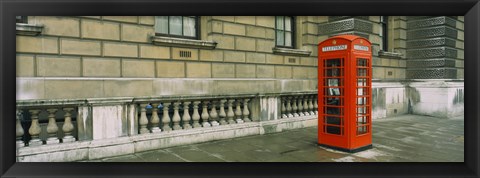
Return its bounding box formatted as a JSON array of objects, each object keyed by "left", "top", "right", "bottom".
[
  {"left": 314, "top": 95, "right": 318, "bottom": 115},
  {"left": 235, "top": 99, "right": 244, "bottom": 123},
  {"left": 201, "top": 101, "right": 211, "bottom": 127},
  {"left": 303, "top": 96, "right": 310, "bottom": 116},
  {"left": 209, "top": 100, "right": 220, "bottom": 126},
  {"left": 192, "top": 101, "right": 202, "bottom": 128},
  {"left": 308, "top": 95, "right": 315, "bottom": 115},
  {"left": 172, "top": 102, "right": 182, "bottom": 130},
  {"left": 297, "top": 97, "right": 304, "bottom": 116},
  {"left": 46, "top": 109, "right": 60, "bottom": 144},
  {"left": 227, "top": 99, "right": 236, "bottom": 124},
  {"left": 62, "top": 108, "right": 76, "bottom": 143},
  {"left": 292, "top": 97, "right": 299, "bottom": 117},
  {"left": 242, "top": 98, "right": 251, "bottom": 122},
  {"left": 162, "top": 102, "right": 172, "bottom": 131},
  {"left": 28, "top": 109, "right": 42, "bottom": 146},
  {"left": 139, "top": 104, "right": 150, "bottom": 134},
  {"left": 218, "top": 99, "right": 227, "bottom": 125},
  {"left": 281, "top": 97, "right": 287, "bottom": 118},
  {"left": 150, "top": 103, "right": 161, "bottom": 133},
  {"left": 182, "top": 101, "right": 192, "bottom": 129},
  {"left": 16, "top": 110, "right": 25, "bottom": 148},
  {"left": 286, "top": 97, "right": 293, "bottom": 118}
]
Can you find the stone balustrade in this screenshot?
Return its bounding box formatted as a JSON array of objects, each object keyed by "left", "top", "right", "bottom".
[
  {"left": 280, "top": 94, "right": 318, "bottom": 119},
  {"left": 136, "top": 96, "right": 254, "bottom": 134},
  {"left": 15, "top": 106, "right": 78, "bottom": 148},
  {"left": 15, "top": 92, "right": 318, "bottom": 161}
]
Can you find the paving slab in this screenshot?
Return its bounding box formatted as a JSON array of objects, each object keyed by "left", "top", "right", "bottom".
[{"left": 90, "top": 114, "right": 464, "bottom": 162}]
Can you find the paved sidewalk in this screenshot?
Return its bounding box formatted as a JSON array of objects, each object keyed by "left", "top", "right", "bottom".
[{"left": 88, "top": 114, "right": 464, "bottom": 162}]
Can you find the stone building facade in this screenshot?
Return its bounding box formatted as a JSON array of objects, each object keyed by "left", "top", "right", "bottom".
[{"left": 15, "top": 16, "right": 464, "bottom": 162}]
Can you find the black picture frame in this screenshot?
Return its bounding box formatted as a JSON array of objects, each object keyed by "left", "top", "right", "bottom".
[{"left": 1, "top": 0, "right": 479, "bottom": 177}]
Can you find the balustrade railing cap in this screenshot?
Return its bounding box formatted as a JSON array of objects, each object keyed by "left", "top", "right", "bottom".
[
  {"left": 133, "top": 93, "right": 259, "bottom": 103},
  {"left": 273, "top": 91, "right": 317, "bottom": 97},
  {"left": 16, "top": 91, "right": 318, "bottom": 108},
  {"left": 16, "top": 98, "right": 88, "bottom": 108},
  {"left": 86, "top": 97, "right": 134, "bottom": 105}
]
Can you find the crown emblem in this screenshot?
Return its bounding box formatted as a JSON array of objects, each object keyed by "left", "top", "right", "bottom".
[{"left": 332, "top": 40, "right": 336, "bottom": 45}]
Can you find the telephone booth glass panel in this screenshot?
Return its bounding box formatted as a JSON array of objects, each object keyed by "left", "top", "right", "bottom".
[
  {"left": 322, "top": 58, "right": 345, "bottom": 135},
  {"left": 356, "top": 58, "right": 370, "bottom": 135}
]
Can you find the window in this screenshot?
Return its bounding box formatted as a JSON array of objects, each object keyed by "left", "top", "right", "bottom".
[
  {"left": 275, "top": 16, "right": 294, "bottom": 48},
  {"left": 154, "top": 16, "right": 199, "bottom": 39},
  {"left": 380, "top": 16, "right": 388, "bottom": 51},
  {"left": 16, "top": 16, "right": 27, "bottom": 23}
]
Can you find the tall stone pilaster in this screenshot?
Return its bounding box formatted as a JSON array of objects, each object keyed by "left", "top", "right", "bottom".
[{"left": 406, "top": 16, "right": 464, "bottom": 79}]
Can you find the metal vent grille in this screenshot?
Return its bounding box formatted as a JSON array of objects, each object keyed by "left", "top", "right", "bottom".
[{"left": 179, "top": 51, "right": 192, "bottom": 58}]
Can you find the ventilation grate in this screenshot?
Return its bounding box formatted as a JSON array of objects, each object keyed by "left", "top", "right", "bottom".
[{"left": 179, "top": 50, "right": 192, "bottom": 58}]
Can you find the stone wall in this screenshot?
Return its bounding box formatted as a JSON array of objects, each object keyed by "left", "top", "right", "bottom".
[{"left": 16, "top": 16, "right": 318, "bottom": 100}]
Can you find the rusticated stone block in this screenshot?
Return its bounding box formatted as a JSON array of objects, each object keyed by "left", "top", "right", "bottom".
[
  {"left": 246, "top": 53, "right": 266, "bottom": 64},
  {"left": 224, "top": 23, "right": 245, "bottom": 36},
  {"left": 212, "top": 63, "right": 235, "bottom": 78},
  {"left": 256, "top": 65, "right": 274, "bottom": 78},
  {"left": 156, "top": 61, "right": 185, "bottom": 78},
  {"left": 37, "top": 56, "right": 81, "bottom": 77},
  {"left": 83, "top": 57, "right": 121, "bottom": 77},
  {"left": 224, "top": 51, "right": 245, "bottom": 63},
  {"left": 103, "top": 42, "right": 138, "bottom": 58},
  {"left": 139, "top": 45, "right": 170, "bottom": 59},
  {"left": 122, "top": 59, "right": 155, "bottom": 77},
  {"left": 186, "top": 63, "right": 211, "bottom": 78},
  {"left": 61, "top": 39, "right": 100, "bottom": 56},
  {"left": 31, "top": 16, "right": 80, "bottom": 37},
  {"left": 16, "top": 55, "right": 35, "bottom": 77},
  {"left": 121, "top": 24, "right": 154, "bottom": 43},
  {"left": 275, "top": 66, "right": 292, "bottom": 79},
  {"left": 236, "top": 64, "right": 256, "bottom": 78},
  {"left": 17, "top": 36, "right": 58, "bottom": 54},
  {"left": 82, "top": 19, "right": 120, "bottom": 40},
  {"left": 235, "top": 37, "right": 256, "bottom": 51}
]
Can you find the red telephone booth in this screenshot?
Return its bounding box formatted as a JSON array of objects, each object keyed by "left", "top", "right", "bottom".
[{"left": 317, "top": 35, "right": 372, "bottom": 152}]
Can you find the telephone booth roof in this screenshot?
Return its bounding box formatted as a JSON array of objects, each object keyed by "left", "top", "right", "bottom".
[
  {"left": 319, "top": 35, "right": 371, "bottom": 45},
  {"left": 318, "top": 35, "right": 372, "bottom": 55}
]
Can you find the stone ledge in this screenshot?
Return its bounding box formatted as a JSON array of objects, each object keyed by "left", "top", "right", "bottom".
[
  {"left": 17, "top": 141, "right": 90, "bottom": 156},
  {"left": 372, "top": 82, "right": 406, "bottom": 88},
  {"left": 272, "top": 47, "right": 312, "bottom": 57},
  {"left": 16, "top": 23, "right": 43, "bottom": 36},
  {"left": 409, "top": 79, "right": 464, "bottom": 88},
  {"left": 151, "top": 36, "right": 217, "bottom": 49},
  {"left": 378, "top": 51, "right": 403, "bottom": 59}
]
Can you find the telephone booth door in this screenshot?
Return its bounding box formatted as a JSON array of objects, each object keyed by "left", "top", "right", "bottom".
[{"left": 317, "top": 35, "right": 372, "bottom": 153}]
